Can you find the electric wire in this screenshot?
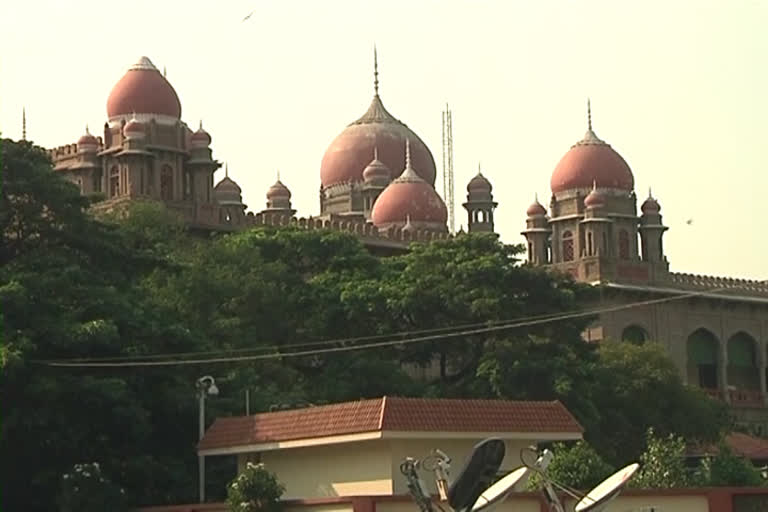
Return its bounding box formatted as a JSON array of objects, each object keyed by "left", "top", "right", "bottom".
[{"left": 34, "top": 282, "right": 761, "bottom": 368}]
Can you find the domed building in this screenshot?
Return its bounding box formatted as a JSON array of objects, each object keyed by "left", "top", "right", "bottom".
[
  {"left": 49, "top": 56, "right": 222, "bottom": 229},
  {"left": 319, "top": 49, "right": 437, "bottom": 221}
]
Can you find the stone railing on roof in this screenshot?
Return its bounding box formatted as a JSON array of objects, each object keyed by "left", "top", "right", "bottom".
[
  {"left": 248, "top": 212, "right": 449, "bottom": 248},
  {"left": 668, "top": 272, "right": 768, "bottom": 298}
]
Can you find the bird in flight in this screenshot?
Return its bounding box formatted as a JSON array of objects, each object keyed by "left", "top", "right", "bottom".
[
  {"left": 242, "top": 11, "right": 254, "bottom": 22},
  {"left": 686, "top": 219, "right": 694, "bottom": 225}
]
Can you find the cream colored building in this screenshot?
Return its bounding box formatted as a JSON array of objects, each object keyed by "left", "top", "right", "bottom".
[{"left": 197, "top": 396, "right": 582, "bottom": 500}]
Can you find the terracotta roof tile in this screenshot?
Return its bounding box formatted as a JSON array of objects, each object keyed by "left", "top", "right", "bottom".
[{"left": 199, "top": 396, "right": 582, "bottom": 452}]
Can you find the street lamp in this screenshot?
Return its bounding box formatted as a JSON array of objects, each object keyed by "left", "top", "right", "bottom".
[{"left": 197, "top": 375, "right": 218, "bottom": 503}]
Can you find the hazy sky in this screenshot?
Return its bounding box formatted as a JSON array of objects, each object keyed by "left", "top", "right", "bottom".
[{"left": 1, "top": 0, "right": 766, "bottom": 279}]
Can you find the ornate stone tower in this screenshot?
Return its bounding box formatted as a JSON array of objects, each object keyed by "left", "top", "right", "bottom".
[
  {"left": 49, "top": 56, "right": 223, "bottom": 229},
  {"left": 527, "top": 101, "right": 669, "bottom": 284},
  {"left": 462, "top": 166, "right": 497, "bottom": 233}
]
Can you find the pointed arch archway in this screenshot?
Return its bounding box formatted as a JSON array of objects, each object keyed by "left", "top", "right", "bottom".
[
  {"left": 622, "top": 324, "right": 649, "bottom": 345},
  {"left": 687, "top": 328, "right": 720, "bottom": 393},
  {"left": 727, "top": 332, "right": 761, "bottom": 404}
]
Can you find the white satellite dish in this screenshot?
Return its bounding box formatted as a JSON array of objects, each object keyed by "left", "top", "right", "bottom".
[
  {"left": 574, "top": 463, "right": 640, "bottom": 512},
  {"left": 471, "top": 466, "right": 530, "bottom": 512}
]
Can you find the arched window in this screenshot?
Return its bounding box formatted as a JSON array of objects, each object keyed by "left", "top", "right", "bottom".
[
  {"left": 562, "top": 230, "right": 574, "bottom": 262},
  {"left": 622, "top": 325, "right": 648, "bottom": 345},
  {"left": 109, "top": 166, "right": 120, "bottom": 198},
  {"left": 727, "top": 332, "right": 759, "bottom": 391},
  {"left": 619, "top": 230, "right": 630, "bottom": 260},
  {"left": 160, "top": 165, "right": 173, "bottom": 201},
  {"left": 687, "top": 328, "right": 719, "bottom": 390},
  {"left": 527, "top": 242, "right": 533, "bottom": 262},
  {"left": 587, "top": 232, "right": 593, "bottom": 256}
]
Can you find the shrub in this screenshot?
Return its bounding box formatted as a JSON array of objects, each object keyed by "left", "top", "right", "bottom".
[
  {"left": 526, "top": 441, "right": 615, "bottom": 491},
  {"left": 226, "top": 462, "right": 285, "bottom": 512}
]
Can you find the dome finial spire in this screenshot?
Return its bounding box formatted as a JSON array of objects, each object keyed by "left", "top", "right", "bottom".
[
  {"left": 373, "top": 44, "right": 379, "bottom": 96},
  {"left": 277, "top": 169, "right": 281, "bottom": 181},
  {"left": 592, "top": 179, "right": 597, "bottom": 191},
  {"left": 225, "top": 162, "right": 229, "bottom": 177},
  {"left": 22, "top": 107, "right": 26, "bottom": 141},
  {"left": 374, "top": 145, "right": 378, "bottom": 160},
  {"left": 478, "top": 161, "right": 481, "bottom": 174},
  {"left": 405, "top": 138, "right": 412, "bottom": 169},
  {"left": 587, "top": 98, "right": 592, "bottom": 131}
]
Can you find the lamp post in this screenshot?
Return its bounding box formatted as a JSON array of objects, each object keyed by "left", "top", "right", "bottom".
[{"left": 196, "top": 375, "right": 218, "bottom": 503}]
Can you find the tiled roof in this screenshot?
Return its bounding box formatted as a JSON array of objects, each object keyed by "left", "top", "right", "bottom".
[
  {"left": 198, "top": 396, "right": 582, "bottom": 452},
  {"left": 690, "top": 432, "right": 768, "bottom": 460},
  {"left": 726, "top": 433, "right": 768, "bottom": 460}
]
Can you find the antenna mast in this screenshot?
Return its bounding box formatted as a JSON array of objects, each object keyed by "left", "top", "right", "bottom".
[{"left": 441, "top": 103, "right": 455, "bottom": 233}]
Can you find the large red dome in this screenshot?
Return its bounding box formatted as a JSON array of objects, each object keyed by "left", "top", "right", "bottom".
[
  {"left": 107, "top": 57, "right": 181, "bottom": 119},
  {"left": 320, "top": 95, "right": 436, "bottom": 187},
  {"left": 550, "top": 129, "right": 634, "bottom": 194}
]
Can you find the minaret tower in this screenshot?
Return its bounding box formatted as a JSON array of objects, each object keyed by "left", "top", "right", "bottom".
[
  {"left": 462, "top": 164, "right": 497, "bottom": 233},
  {"left": 639, "top": 189, "right": 668, "bottom": 265},
  {"left": 522, "top": 194, "right": 551, "bottom": 264}
]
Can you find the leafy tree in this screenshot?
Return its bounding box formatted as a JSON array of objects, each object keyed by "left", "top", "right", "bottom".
[
  {"left": 526, "top": 441, "right": 615, "bottom": 491},
  {"left": 226, "top": 462, "right": 285, "bottom": 512},
  {"left": 0, "top": 139, "right": 206, "bottom": 510},
  {"left": 631, "top": 428, "right": 691, "bottom": 488},
  {"left": 589, "top": 341, "right": 730, "bottom": 465}
]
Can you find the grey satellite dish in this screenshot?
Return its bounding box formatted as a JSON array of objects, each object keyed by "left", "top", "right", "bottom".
[
  {"left": 574, "top": 463, "right": 640, "bottom": 512},
  {"left": 471, "top": 466, "right": 530, "bottom": 512}
]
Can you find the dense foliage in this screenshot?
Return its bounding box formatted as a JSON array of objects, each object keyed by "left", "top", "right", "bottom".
[
  {"left": 57, "top": 463, "right": 128, "bottom": 512},
  {"left": 0, "top": 138, "right": 738, "bottom": 510}
]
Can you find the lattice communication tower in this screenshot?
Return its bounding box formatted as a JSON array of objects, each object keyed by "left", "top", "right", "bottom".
[{"left": 441, "top": 104, "right": 455, "bottom": 233}]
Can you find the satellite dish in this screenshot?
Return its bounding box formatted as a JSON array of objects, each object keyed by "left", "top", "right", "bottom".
[
  {"left": 447, "top": 438, "right": 506, "bottom": 511},
  {"left": 574, "top": 463, "right": 640, "bottom": 512},
  {"left": 471, "top": 466, "right": 530, "bottom": 512}
]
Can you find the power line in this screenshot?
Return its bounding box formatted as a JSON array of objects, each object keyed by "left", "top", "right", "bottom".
[{"left": 35, "top": 284, "right": 754, "bottom": 369}]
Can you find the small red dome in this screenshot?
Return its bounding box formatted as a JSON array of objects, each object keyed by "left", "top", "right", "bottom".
[
  {"left": 641, "top": 194, "right": 661, "bottom": 214},
  {"left": 551, "top": 129, "right": 634, "bottom": 194},
  {"left": 526, "top": 199, "right": 547, "bottom": 216},
  {"left": 77, "top": 127, "right": 98, "bottom": 148},
  {"left": 467, "top": 172, "right": 492, "bottom": 194},
  {"left": 215, "top": 176, "right": 242, "bottom": 194},
  {"left": 123, "top": 118, "right": 145, "bottom": 137},
  {"left": 320, "top": 95, "right": 436, "bottom": 187},
  {"left": 371, "top": 143, "right": 447, "bottom": 228},
  {"left": 191, "top": 122, "right": 212, "bottom": 146},
  {"left": 584, "top": 187, "right": 606, "bottom": 208},
  {"left": 362, "top": 148, "right": 391, "bottom": 184},
  {"left": 107, "top": 57, "right": 181, "bottom": 119},
  {"left": 267, "top": 179, "right": 291, "bottom": 200}
]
